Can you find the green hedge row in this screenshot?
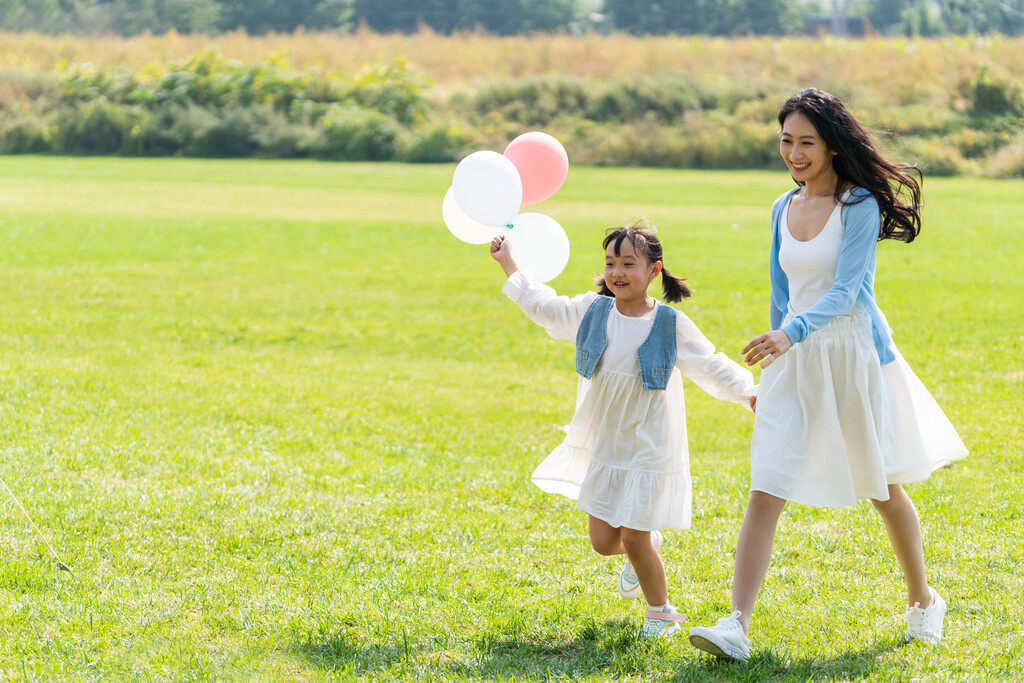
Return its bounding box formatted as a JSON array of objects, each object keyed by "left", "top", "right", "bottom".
[{"left": 1, "top": 50, "right": 1022, "bottom": 176}]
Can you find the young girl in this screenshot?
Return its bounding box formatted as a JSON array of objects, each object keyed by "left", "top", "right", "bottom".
[
  {"left": 490, "top": 225, "right": 756, "bottom": 638},
  {"left": 688, "top": 88, "right": 968, "bottom": 660}
]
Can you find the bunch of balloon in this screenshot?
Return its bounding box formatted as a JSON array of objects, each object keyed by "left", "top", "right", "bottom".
[{"left": 442, "top": 132, "right": 570, "bottom": 283}]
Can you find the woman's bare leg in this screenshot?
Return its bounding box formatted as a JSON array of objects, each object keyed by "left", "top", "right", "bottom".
[
  {"left": 870, "top": 484, "right": 932, "bottom": 607},
  {"left": 731, "top": 491, "right": 787, "bottom": 633}
]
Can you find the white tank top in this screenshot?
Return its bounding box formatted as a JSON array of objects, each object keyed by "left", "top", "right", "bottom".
[{"left": 779, "top": 197, "right": 844, "bottom": 316}]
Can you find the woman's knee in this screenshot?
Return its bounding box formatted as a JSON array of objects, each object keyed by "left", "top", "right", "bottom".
[
  {"left": 872, "top": 484, "right": 910, "bottom": 512},
  {"left": 748, "top": 490, "right": 787, "bottom": 518}
]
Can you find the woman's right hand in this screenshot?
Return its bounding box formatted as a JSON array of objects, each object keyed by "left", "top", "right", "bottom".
[{"left": 743, "top": 330, "right": 793, "bottom": 368}]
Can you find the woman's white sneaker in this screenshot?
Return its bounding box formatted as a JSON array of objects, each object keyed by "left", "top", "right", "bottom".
[
  {"left": 905, "top": 589, "right": 946, "bottom": 644},
  {"left": 617, "top": 530, "right": 663, "bottom": 600},
  {"left": 689, "top": 610, "right": 751, "bottom": 661}
]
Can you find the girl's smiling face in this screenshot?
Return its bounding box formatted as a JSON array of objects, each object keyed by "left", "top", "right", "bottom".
[
  {"left": 779, "top": 110, "right": 837, "bottom": 186},
  {"left": 604, "top": 240, "right": 661, "bottom": 302}
]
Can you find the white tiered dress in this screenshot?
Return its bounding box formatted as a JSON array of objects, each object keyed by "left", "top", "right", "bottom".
[
  {"left": 750, "top": 201, "right": 968, "bottom": 507},
  {"left": 502, "top": 270, "right": 756, "bottom": 531}
]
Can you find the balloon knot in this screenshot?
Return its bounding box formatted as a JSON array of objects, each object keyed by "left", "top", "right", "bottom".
[{"left": 505, "top": 223, "right": 514, "bottom": 231}]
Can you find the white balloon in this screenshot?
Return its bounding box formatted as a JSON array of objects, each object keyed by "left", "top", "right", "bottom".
[
  {"left": 451, "top": 151, "right": 522, "bottom": 228},
  {"left": 441, "top": 187, "right": 503, "bottom": 244},
  {"left": 505, "top": 213, "right": 570, "bottom": 283}
]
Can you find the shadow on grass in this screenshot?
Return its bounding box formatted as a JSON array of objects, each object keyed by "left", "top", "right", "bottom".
[
  {"left": 297, "top": 623, "right": 907, "bottom": 681},
  {"left": 297, "top": 617, "right": 671, "bottom": 679},
  {"left": 678, "top": 634, "right": 909, "bottom": 682}
]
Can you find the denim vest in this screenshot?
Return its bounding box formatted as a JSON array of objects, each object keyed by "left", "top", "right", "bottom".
[{"left": 575, "top": 296, "right": 678, "bottom": 391}]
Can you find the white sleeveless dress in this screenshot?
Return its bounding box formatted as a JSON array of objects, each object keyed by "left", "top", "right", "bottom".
[{"left": 750, "top": 201, "right": 967, "bottom": 507}]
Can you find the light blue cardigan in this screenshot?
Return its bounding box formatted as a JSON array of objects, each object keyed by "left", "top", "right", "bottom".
[{"left": 769, "top": 186, "right": 897, "bottom": 365}]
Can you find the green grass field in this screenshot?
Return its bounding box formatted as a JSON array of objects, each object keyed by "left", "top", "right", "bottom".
[{"left": 0, "top": 157, "right": 1020, "bottom": 681}]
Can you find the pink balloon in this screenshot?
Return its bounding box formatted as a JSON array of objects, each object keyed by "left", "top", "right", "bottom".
[{"left": 503, "top": 132, "right": 569, "bottom": 205}]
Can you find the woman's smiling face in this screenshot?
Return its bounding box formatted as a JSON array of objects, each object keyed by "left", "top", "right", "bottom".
[{"left": 779, "top": 110, "right": 837, "bottom": 186}]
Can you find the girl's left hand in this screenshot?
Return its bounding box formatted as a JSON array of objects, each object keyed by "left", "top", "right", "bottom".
[{"left": 743, "top": 330, "right": 793, "bottom": 368}]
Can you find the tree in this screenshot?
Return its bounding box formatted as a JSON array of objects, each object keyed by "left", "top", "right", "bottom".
[
  {"left": 604, "top": 0, "right": 799, "bottom": 35},
  {"left": 350, "top": 0, "right": 575, "bottom": 35},
  {"left": 217, "top": 0, "right": 352, "bottom": 33}
]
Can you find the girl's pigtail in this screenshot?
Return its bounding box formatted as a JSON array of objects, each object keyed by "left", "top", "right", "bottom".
[
  {"left": 593, "top": 274, "right": 614, "bottom": 297},
  {"left": 661, "top": 267, "right": 692, "bottom": 303}
]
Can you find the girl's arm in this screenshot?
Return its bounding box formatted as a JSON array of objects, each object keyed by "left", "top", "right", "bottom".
[
  {"left": 493, "top": 235, "right": 593, "bottom": 342},
  {"left": 490, "top": 233, "right": 519, "bottom": 278},
  {"left": 675, "top": 313, "right": 756, "bottom": 405}
]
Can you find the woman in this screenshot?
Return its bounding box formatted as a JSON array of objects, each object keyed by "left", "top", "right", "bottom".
[{"left": 688, "top": 88, "right": 967, "bottom": 661}]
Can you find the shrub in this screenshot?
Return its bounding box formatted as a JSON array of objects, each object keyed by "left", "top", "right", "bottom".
[
  {"left": 903, "top": 137, "right": 968, "bottom": 176},
  {"left": 313, "top": 105, "right": 398, "bottom": 161},
  {"left": 179, "top": 104, "right": 272, "bottom": 158},
  {"left": 585, "top": 77, "right": 704, "bottom": 124},
  {"left": 396, "top": 120, "right": 472, "bottom": 163},
  {"left": 982, "top": 142, "right": 1024, "bottom": 179},
  {"left": 0, "top": 111, "right": 53, "bottom": 153},
  {"left": 346, "top": 57, "right": 431, "bottom": 125},
  {"left": 470, "top": 75, "right": 590, "bottom": 127},
  {"left": 52, "top": 97, "right": 138, "bottom": 154},
  {"left": 961, "top": 65, "right": 1024, "bottom": 118},
  {"left": 121, "top": 106, "right": 187, "bottom": 156}
]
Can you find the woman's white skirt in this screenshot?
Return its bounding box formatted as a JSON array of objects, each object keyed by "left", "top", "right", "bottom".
[{"left": 750, "top": 311, "right": 967, "bottom": 507}]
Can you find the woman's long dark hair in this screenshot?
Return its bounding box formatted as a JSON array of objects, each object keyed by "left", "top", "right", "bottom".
[
  {"left": 779, "top": 88, "right": 922, "bottom": 243},
  {"left": 594, "top": 225, "right": 692, "bottom": 302}
]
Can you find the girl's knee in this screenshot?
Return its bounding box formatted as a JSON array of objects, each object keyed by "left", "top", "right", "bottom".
[
  {"left": 589, "top": 529, "right": 620, "bottom": 556},
  {"left": 619, "top": 528, "right": 651, "bottom": 555}
]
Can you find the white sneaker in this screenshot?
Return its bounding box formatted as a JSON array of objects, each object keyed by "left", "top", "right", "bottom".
[
  {"left": 689, "top": 610, "right": 751, "bottom": 661},
  {"left": 906, "top": 588, "right": 946, "bottom": 644},
  {"left": 640, "top": 604, "right": 685, "bottom": 639},
  {"left": 617, "top": 531, "right": 663, "bottom": 600}
]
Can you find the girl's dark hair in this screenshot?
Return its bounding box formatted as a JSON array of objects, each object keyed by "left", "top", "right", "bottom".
[
  {"left": 594, "top": 225, "right": 692, "bottom": 303},
  {"left": 779, "top": 88, "right": 922, "bottom": 243}
]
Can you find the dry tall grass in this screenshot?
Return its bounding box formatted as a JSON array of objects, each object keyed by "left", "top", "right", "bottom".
[{"left": 2, "top": 29, "right": 1023, "bottom": 101}]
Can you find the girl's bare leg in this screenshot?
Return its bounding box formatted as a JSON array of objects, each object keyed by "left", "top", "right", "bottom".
[
  {"left": 588, "top": 516, "right": 668, "bottom": 606},
  {"left": 870, "top": 484, "right": 932, "bottom": 607},
  {"left": 588, "top": 515, "right": 624, "bottom": 555},
  {"left": 621, "top": 528, "right": 668, "bottom": 606},
  {"left": 731, "top": 491, "right": 787, "bottom": 633}
]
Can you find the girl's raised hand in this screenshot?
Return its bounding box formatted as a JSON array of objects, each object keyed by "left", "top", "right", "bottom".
[
  {"left": 490, "top": 234, "right": 519, "bottom": 277},
  {"left": 490, "top": 234, "right": 510, "bottom": 260},
  {"left": 743, "top": 330, "right": 793, "bottom": 368}
]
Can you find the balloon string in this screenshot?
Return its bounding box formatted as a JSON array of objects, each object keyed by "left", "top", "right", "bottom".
[{"left": 0, "top": 474, "right": 73, "bottom": 573}]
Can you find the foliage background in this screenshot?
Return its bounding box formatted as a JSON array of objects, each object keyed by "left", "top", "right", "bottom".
[
  {"left": 1, "top": 32, "right": 1023, "bottom": 176},
  {"left": 0, "top": 0, "right": 1023, "bottom": 36}
]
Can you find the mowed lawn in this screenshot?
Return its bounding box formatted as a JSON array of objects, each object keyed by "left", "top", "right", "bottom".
[{"left": 0, "top": 157, "right": 1019, "bottom": 681}]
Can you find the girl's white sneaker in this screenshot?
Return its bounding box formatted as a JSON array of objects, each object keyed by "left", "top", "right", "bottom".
[
  {"left": 905, "top": 589, "right": 946, "bottom": 644},
  {"left": 617, "top": 531, "right": 663, "bottom": 599},
  {"left": 688, "top": 610, "right": 751, "bottom": 661}
]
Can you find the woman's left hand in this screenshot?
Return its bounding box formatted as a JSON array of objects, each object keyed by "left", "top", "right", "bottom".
[{"left": 743, "top": 330, "right": 793, "bottom": 368}]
